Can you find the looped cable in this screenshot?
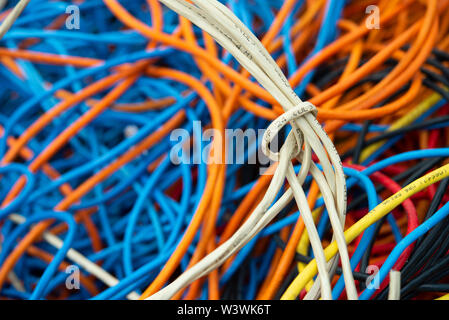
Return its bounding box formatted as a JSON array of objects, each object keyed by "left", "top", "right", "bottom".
[
  {"left": 262, "top": 101, "right": 317, "bottom": 162},
  {"left": 146, "top": 0, "right": 354, "bottom": 301}
]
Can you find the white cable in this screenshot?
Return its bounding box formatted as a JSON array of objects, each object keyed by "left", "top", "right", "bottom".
[
  {"left": 8, "top": 214, "right": 140, "bottom": 300},
  {"left": 156, "top": 0, "right": 352, "bottom": 300},
  {"left": 0, "top": 0, "right": 30, "bottom": 40},
  {"left": 148, "top": 142, "right": 292, "bottom": 299},
  {"left": 7, "top": 270, "right": 25, "bottom": 292},
  {"left": 148, "top": 106, "right": 346, "bottom": 300},
  {"left": 149, "top": 0, "right": 354, "bottom": 300},
  {"left": 285, "top": 162, "right": 332, "bottom": 299},
  {"left": 388, "top": 270, "right": 401, "bottom": 300},
  {"left": 0, "top": 0, "right": 8, "bottom": 11},
  {"left": 300, "top": 160, "right": 356, "bottom": 299}
]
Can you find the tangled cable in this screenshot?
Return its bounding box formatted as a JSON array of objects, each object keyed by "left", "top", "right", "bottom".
[
  {"left": 146, "top": 0, "right": 354, "bottom": 300},
  {"left": 0, "top": 0, "right": 449, "bottom": 301}
]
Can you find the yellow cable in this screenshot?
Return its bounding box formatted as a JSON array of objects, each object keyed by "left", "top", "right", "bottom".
[
  {"left": 281, "top": 162, "right": 449, "bottom": 300},
  {"left": 360, "top": 92, "right": 442, "bottom": 162},
  {"left": 436, "top": 293, "right": 449, "bottom": 300}
]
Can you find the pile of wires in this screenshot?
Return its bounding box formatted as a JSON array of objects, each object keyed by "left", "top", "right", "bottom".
[{"left": 0, "top": 0, "right": 449, "bottom": 300}]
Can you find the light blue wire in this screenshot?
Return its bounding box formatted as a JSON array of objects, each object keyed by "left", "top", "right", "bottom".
[
  {"left": 0, "top": 211, "right": 76, "bottom": 300},
  {"left": 123, "top": 157, "right": 171, "bottom": 276},
  {"left": 0, "top": 164, "right": 35, "bottom": 220},
  {"left": 0, "top": 48, "right": 174, "bottom": 158}
]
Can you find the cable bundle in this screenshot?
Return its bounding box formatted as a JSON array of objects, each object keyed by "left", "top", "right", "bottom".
[{"left": 0, "top": 0, "right": 448, "bottom": 301}]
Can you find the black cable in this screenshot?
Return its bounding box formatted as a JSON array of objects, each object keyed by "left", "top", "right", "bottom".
[
  {"left": 426, "top": 58, "right": 449, "bottom": 80},
  {"left": 341, "top": 115, "right": 449, "bottom": 160},
  {"left": 359, "top": 216, "right": 387, "bottom": 291},
  {"left": 421, "top": 67, "right": 449, "bottom": 88},
  {"left": 423, "top": 77, "right": 449, "bottom": 102},
  {"left": 401, "top": 157, "right": 445, "bottom": 187},
  {"left": 339, "top": 49, "right": 449, "bottom": 162},
  {"left": 433, "top": 48, "right": 449, "bottom": 61},
  {"left": 400, "top": 254, "right": 449, "bottom": 299},
  {"left": 347, "top": 157, "right": 444, "bottom": 213},
  {"left": 409, "top": 177, "right": 449, "bottom": 251},
  {"left": 352, "top": 120, "right": 372, "bottom": 164},
  {"left": 274, "top": 264, "right": 299, "bottom": 300},
  {"left": 375, "top": 218, "right": 449, "bottom": 300},
  {"left": 416, "top": 283, "right": 449, "bottom": 293},
  {"left": 425, "top": 219, "right": 449, "bottom": 267},
  {"left": 374, "top": 178, "right": 449, "bottom": 299}
]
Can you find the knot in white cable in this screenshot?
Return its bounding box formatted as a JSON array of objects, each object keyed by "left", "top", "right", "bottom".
[{"left": 261, "top": 101, "right": 317, "bottom": 162}]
